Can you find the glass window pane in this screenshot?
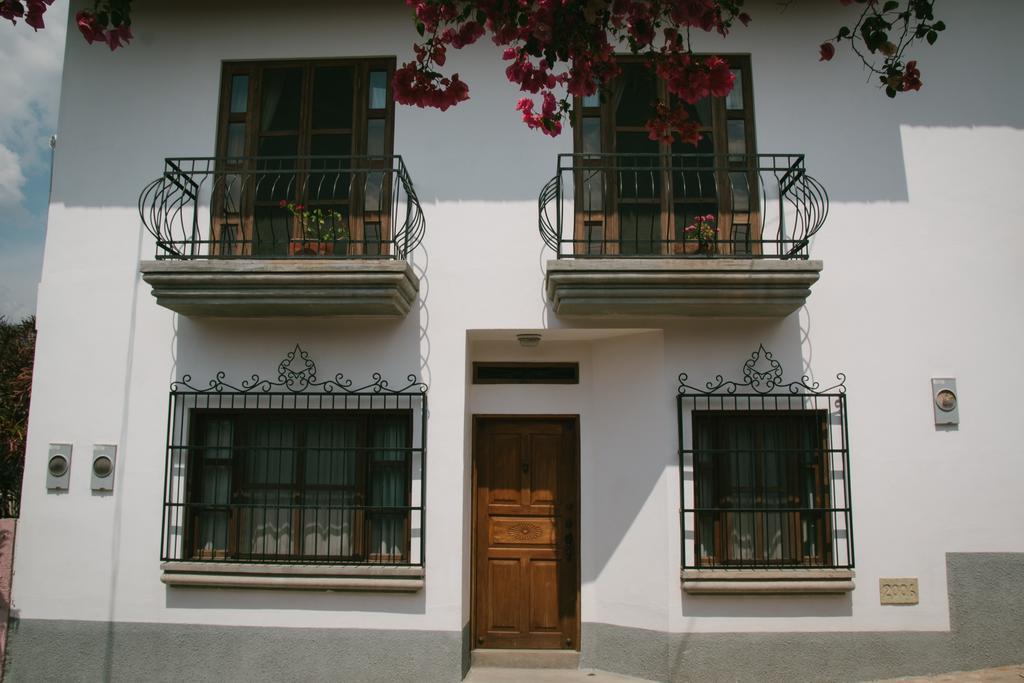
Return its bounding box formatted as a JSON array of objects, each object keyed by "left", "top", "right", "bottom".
[
  {"left": 364, "top": 172, "right": 385, "bottom": 211},
  {"left": 260, "top": 67, "right": 302, "bottom": 132},
  {"left": 730, "top": 172, "right": 751, "bottom": 212},
  {"left": 253, "top": 206, "right": 291, "bottom": 255},
  {"left": 684, "top": 97, "right": 712, "bottom": 127},
  {"left": 258, "top": 136, "right": 298, "bottom": 160},
  {"left": 364, "top": 221, "right": 381, "bottom": 256},
  {"left": 368, "top": 70, "right": 388, "bottom": 110},
  {"left": 311, "top": 133, "right": 351, "bottom": 158},
  {"left": 619, "top": 205, "right": 660, "bottom": 255},
  {"left": 366, "top": 119, "right": 386, "bottom": 156},
  {"left": 585, "top": 221, "right": 604, "bottom": 255},
  {"left": 582, "top": 117, "right": 601, "bottom": 155},
  {"left": 615, "top": 63, "right": 657, "bottom": 127},
  {"left": 312, "top": 66, "right": 354, "bottom": 129},
  {"left": 230, "top": 74, "right": 249, "bottom": 114},
  {"left": 582, "top": 92, "right": 600, "bottom": 108},
  {"left": 581, "top": 170, "right": 604, "bottom": 212},
  {"left": 617, "top": 131, "right": 659, "bottom": 157},
  {"left": 727, "top": 120, "right": 747, "bottom": 158},
  {"left": 226, "top": 122, "right": 246, "bottom": 158},
  {"left": 725, "top": 69, "right": 744, "bottom": 110}
]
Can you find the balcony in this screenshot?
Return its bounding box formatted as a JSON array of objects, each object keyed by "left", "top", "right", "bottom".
[
  {"left": 539, "top": 153, "right": 827, "bottom": 317},
  {"left": 139, "top": 156, "right": 424, "bottom": 317}
]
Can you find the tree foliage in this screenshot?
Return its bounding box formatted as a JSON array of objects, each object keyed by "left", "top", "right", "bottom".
[{"left": 0, "top": 317, "right": 35, "bottom": 519}]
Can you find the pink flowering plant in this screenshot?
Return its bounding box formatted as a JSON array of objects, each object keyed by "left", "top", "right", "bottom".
[{"left": 682, "top": 213, "right": 717, "bottom": 253}]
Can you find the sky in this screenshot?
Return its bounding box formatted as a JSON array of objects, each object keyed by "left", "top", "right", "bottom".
[{"left": 0, "top": 3, "right": 67, "bottom": 321}]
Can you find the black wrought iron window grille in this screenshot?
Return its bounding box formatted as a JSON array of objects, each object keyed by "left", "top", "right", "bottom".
[
  {"left": 162, "top": 346, "right": 427, "bottom": 568},
  {"left": 677, "top": 345, "right": 852, "bottom": 570}
]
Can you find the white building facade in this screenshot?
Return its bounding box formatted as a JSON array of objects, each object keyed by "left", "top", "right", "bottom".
[{"left": 7, "top": 1, "right": 1024, "bottom": 681}]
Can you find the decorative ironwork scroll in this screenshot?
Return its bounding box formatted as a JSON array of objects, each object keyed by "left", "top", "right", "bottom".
[
  {"left": 677, "top": 344, "right": 845, "bottom": 396},
  {"left": 171, "top": 344, "right": 428, "bottom": 395}
]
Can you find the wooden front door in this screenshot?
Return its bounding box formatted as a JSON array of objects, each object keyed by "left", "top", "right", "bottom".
[{"left": 473, "top": 417, "right": 580, "bottom": 650}]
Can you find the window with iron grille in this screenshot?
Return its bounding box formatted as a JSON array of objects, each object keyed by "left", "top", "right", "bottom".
[
  {"left": 678, "top": 346, "right": 853, "bottom": 570},
  {"left": 161, "top": 346, "right": 427, "bottom": 568}
]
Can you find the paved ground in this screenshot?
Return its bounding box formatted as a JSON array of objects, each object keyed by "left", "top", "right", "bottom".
[
  {"left": 463, "top": 664, "right": 1024, "bottom": 683},
  {"left": 873, "top": 664, "right": 1024, "bottom": 682},
  {"left": 464, "top": 669, "right": 652, "bottom": 682}
]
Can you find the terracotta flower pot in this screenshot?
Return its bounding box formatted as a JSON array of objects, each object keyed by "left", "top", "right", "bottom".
[{"left": 289, "top": 240, "right": 335, "bottom": 256}]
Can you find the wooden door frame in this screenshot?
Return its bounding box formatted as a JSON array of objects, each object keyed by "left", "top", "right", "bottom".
[{"left": 470, "top": 414, "right": 582, "bottom": 651}]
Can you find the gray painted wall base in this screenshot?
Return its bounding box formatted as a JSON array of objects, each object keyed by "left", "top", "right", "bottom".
[
  {"left": 582, "top": 553, "right": 1024, "bottom": 682},
  {"left": 5, "top": 554, "right": 1022, "bottom": 682},
  {"left": 5, "top": 621, "right": 462, "bottom": 683}
]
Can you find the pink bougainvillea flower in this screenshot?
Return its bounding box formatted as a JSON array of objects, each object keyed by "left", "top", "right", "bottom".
[{"left": 819, "top": 42, "right": 836, "bottom": 61}]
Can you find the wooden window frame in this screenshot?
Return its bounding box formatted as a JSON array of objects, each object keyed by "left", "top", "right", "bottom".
[
  {"left": 571, "top": 54, "right": 757, "bottom": 256},
  {"left": 185, "top": 409, "right": 413, "bottom": 564},
  {"left": 691, "top": 410, "right": 832, "bottom": 568},
  {"left": 213, "top": 58, "right": 397, "bottom": 257}
]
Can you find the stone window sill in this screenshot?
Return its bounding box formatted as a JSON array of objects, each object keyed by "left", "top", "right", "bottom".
[
  {"left": 681, "top": 568, "right": 855, "bottom": 595},
  {"left": 160, "top": 562, "right": 424, "bottom": 592}
]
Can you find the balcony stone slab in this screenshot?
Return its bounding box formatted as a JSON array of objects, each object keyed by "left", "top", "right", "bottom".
[
  {"left": 545, "top": 258, "right": 822, "bottom": 317},
  {"left": 140, "top": 259, "right": 419, "bottom": 317}
]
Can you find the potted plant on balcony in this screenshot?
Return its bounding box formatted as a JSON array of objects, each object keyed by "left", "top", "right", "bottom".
[
  {"left": 279, "top": 200, "right": 348, "bottom": 256},
  {"left": 675, "top": 214, "right": 718, "bottom": 256}
]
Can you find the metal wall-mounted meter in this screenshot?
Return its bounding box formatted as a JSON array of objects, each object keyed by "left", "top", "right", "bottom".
[
  {"left": 91, "top": 445, "right": 117, "bottom": 492},
  {"left": 47, "top": 443, "right": 72, "bottom": 490},
  {"left": 932, "top": 378, "right": 959, "bottom": 426}
]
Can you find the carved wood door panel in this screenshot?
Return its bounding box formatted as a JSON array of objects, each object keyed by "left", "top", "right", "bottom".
[{"left": 473, "top": 417, "right": 579, "bottom": 650}]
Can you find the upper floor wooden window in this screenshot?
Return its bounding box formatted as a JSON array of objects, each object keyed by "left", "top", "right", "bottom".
[
  {"left": 572, "top": 55, "right": 757, "bottom": 256},
  {"left": 215, "top": 59, "right": 396, "bottom": 256}
]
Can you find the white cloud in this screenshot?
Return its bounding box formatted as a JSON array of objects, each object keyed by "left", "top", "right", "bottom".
[
  {"left": 0, "top": 5, "right": 67, "bottom": 181},
  {"left": 0, "top": 144, "right": 27, "bottom": 206}
]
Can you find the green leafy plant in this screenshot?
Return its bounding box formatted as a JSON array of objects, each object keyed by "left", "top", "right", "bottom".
[
  {"left": 278, "top": 200, "right": 348, "bottom": 242},
  {"left": 0, "top": 316, "right": 35, "bottom": 518}
]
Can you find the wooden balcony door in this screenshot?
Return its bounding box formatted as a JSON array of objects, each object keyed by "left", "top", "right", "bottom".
[{"left": 473, "top": 417, "right": 580, "bottom": 650}]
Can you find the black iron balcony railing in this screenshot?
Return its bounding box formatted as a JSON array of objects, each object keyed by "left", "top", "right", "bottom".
[
  {"left": 539, "top": 153, "right": 828, "bottom": 259},
  {"left": 140, "top": 156, "right": 425, "bottom": 260}
]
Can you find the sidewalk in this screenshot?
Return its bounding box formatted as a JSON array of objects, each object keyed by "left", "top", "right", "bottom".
[
  {"left": 874, "top": 664, "right": 1024, "bottom": 682},
  {"left": 462, "top": 664, "right": 1024, "bottom": 683}
]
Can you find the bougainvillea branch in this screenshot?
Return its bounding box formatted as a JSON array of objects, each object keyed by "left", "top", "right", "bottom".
[
  {"left": 398, "top": 0, "right": 749, "bottom": 145},
  {"left": 0, "top": 0, "right": 54, "bottom": 30},
  {"left": 75, "top": 0, "right": 134, "bottom": 50},
  {"left": 3, "top": 0, "right": 944, "bottom": 132},
  {"left": 817, "top": 0, "right": 944, "bottom": 97}
]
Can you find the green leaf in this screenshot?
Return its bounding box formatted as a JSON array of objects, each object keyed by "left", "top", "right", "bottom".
[
  {"left": 933, "top": 21, "right": 946, "bottom": 31},
  {"left": 926, "top": 30, "right": 937, "bottom": 44},
  {"left": 883, "top": 1, "right": 898, "bottom": 11},
  {"left": 416, "top": 21, "right": 425, "bottom": 37},
  {"left": 838, "top": 26, "right": 850, "bottom": 38}
]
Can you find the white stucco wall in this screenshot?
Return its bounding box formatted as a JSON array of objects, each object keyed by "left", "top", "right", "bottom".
[{"left": 12, "top": 0, "right": 1024, "bottom": 638}]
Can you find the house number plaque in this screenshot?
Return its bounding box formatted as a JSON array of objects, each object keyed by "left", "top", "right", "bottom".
[{"left": 879, "top": 578, "right": 919, "bottom": 605}]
